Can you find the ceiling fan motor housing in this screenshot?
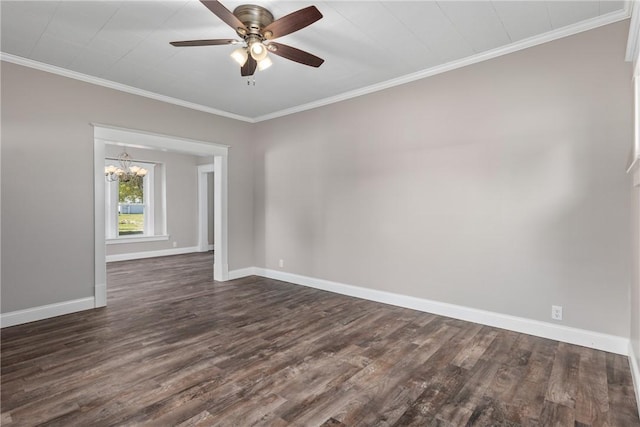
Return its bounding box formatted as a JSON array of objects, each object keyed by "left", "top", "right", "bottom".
[{"left": 233, "top": 5, "right": 274, "bottom": 37}]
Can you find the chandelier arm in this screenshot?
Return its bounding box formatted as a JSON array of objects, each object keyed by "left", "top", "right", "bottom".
[{"left": 105, "top": 152, "right": 147, "bottom": 183}]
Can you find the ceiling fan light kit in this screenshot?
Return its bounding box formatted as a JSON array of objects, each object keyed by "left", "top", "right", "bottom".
[
  {"left": 230, "top": 47, "right": 248, "bottom": 66},
  {"left": 257, "top": 56, "right": 273, "bottom": 71},
  {"left": 170, "top": 0, "right": 324, "bottom": 77},
  {"left": 249, "top": 41, "right": 268, "bottom": 61}
]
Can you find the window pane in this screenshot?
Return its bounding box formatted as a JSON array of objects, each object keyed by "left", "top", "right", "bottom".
[{"left": 118, "top": 176, "right": 144, "bottom": 236}]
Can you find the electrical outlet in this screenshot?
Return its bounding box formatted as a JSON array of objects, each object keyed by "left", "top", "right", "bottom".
[
  {"left": 551, "top": 305, "right": 563, "bottom": 321},
  {"left": 173, "top": 241, "right": 178, "bottom": 248},
  {"left": 278, "top": 259, "right": 284, "bottom": 268}
]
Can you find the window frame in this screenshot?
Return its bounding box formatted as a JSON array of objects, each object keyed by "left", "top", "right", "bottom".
[{"left": 105, "top": 159, "right": 164, "bottom": 244}]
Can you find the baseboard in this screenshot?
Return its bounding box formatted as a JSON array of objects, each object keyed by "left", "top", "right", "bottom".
[
  {"left": 5, "top": 267, "right": 626, "bottom": 354},
  {"left": 95, "top": 283, "right": 107, "bottom": 307},
  {"left": 1, "top": 297, "right": 96, "bottom": 328},
  {"left": 106, "top": 246, "right": 199, "bottom": 262},
  {"left": 228, "top": 267, "right": 257, "bottom": 280},
  {"left": 229, "top": 267, "right": 628, "bottom": 355},
  {"left": 208, "top": 244, "right": 214, "bottom": 251}
]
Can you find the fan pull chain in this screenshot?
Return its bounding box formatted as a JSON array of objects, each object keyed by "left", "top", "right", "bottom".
[{"left": 246, "top": 78, "right": 256, "bottom": 86}]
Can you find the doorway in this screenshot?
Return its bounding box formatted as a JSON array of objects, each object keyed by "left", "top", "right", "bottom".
[{"left": 93, "top": 125, "right": 229, "bottom": 308}]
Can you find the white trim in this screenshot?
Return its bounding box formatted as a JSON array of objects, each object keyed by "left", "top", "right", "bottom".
[
  {"left": 93, "top": 124, "right": 230, "bottom": 156},
  {"left": 95, "top": 284, "right": 106, "bottom": 308},
  {"left": 629, "top": 156, "right": 640, "bottom": 174},
  {"left": 629, "top": 343, "right": 640, "bottom": 418},
  {"left": 208, "top": 244, "right": 215, "bottom": 251},
  {"left": 1, "top": 6, "right": 630, "bottom": 123},
  {"left": 0, "top": 53, "right": 253, "bottom": 123},
  {"left": 105, "top": 175, "right": 118, "bottom": 239},
  {"left": 143, "top": 164, "right": 155, "bottom": 236},
  {"left": 629, "top": 74, "right": 640, "bottom": 173},
  {"left": 95, "top": 125, "right": 230, "bottom": 310},
  {"left": 626, "top": 0, "right": 640, "bottom": 62},
  {"left": 3, "top": 266, "right": 628, "bottom": 356},
  {"left": 106, "top": 246, "right": 199, "bottom": 263},
  {"left": 94, "top": 140, "right": 107, "bottom": 308},
  {"left": 228, "top": 267, "right": 257, "bottom": 280},
  {"left": 160, "top": 163, "right": 168, "bottom": 236},
  {"left": 213, "top": 155, "right": 228, "bottom": 281},
  {"left": 198, "top": 164, "right": 215, "bottom": 253},
  {"left": 627, "top": 74, "right": 640, "bottom": 173},
  {"left": 227, "top": 267, "right": 628, "bottom": 355},
  {"left": 253, "top": 8, "right": 631, "bottom": 122},
  {"left": 106, "top": 235, "right": 170, "bottom": 245},
  {"left": 1, "top": 297, "right": 96, "bottom": 328}
]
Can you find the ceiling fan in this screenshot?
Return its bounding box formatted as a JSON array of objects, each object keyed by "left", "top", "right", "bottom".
[{"left": 170, "top": 0, "right": 324, "bottom": 76}]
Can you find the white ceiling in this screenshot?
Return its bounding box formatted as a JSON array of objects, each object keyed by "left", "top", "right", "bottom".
[{"left": 0, "top": 1, "right": 630, "bottom": 121}]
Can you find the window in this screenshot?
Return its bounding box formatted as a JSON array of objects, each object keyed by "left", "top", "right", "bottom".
[
  {"left": 117, "top": 177, "right": 145, "bottom": 236},
  {"left": 105, "top": 159, "right": 156, "bottom": 240}
]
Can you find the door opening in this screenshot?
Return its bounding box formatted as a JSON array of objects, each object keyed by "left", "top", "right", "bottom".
[{"left": 93, "top": 125, "right": 229, "bottom": 308}]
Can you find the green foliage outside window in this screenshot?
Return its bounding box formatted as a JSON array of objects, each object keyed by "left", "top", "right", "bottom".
[
  {"left": 119, "top": 214, "right": 144, "bottom": 235},
  {"left": 119, "top": 175, "right": 144, "bottom": 203},
  {"left": 118, "top": 176, "right": 144, "bottom": 235}
]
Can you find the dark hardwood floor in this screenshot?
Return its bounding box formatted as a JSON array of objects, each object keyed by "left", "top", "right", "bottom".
[{"left": 1, "top": 252, "right": 638, "bottom": 426}]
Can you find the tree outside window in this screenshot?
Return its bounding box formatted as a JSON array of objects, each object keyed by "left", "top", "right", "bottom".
[{"left": 118, "top": 176, "right": 144, "bottom": 235}]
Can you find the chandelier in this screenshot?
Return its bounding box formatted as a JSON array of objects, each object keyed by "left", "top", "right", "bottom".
[{"left": 105, "top": 152, "right": 147, "bottom": 183}]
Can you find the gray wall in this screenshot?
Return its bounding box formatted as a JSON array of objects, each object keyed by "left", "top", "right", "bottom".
[
  {"left": 1, "top": 62, "right": 254, "bottom": 313},
  {"left": 253, "top": 21, "right": 633, "bottom": 337},
  {"left": 1, "top": 20, "right": 634, "bottom": 340},
  {"left": 104, "top": 144, "right": 203, "bottom": 256}
]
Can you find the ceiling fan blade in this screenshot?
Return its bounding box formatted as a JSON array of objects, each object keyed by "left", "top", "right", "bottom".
[
  {"left": 241, "top": 56, "right": 257, "bottom": 76},
  {"left": 262, "top": 6, "right": 322, "bottom": 40},
  {"left": 268, "top": 42, "right": 324, "bottom": 67},
  {"left": 200, "top": 0, "right": 247, "bottom": 34},
  {"left": 170, "top": 39, "right": 237, "bottom": 47}
]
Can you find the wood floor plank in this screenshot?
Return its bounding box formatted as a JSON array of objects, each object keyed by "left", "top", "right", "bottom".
[
  {"left": 175, "top": 409, "right": 217, "bottom": 427},
  {"left": 545, "top": 342, "right": 581, "bottom": 408},
  {"left": 451, "top": 327, "right": 498, "bottom": 370},
  {"left": 606, "top": 352, "right": 639, "bottom": 426},
  {"left": 1, "top": 252, "right": 638, "bottom": 426},
  {"left": 539, "top": 400, "right": 576, "bottom": 426},
  {"left": 436, "top": 358, "right": 501, "bottom": 425},
  {"left": 508, "top": 338, "right": 557, "bottom": 423},
  {"left": 575, "top": 346, "right": 610, "bottom": 426}
]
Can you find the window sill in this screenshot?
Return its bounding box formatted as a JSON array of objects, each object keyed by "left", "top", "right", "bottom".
[{"left": 106, "top": 235, "right": 170, "bottom": 245}]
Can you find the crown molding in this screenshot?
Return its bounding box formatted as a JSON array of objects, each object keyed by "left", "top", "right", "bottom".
[
  {"left": 0, "top": 53, "right": 255, "bottom": 123},
  {"left": 1, "top": 5, "right": 631, "bottom": 124},
  {"left": 254, "top": 6, "right": 632, "bottom": 122},
  {"left": 626, "top": 0, "right": 640, "bottom": 62}
]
